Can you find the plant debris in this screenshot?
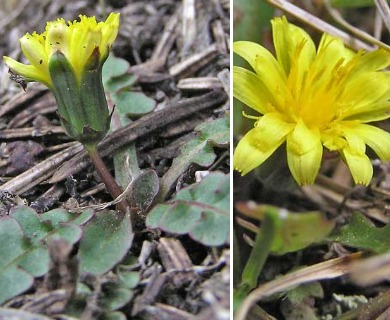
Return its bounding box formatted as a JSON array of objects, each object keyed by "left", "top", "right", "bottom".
[{"left": 0, "top": 0, "right": 230, "bottom": 319}]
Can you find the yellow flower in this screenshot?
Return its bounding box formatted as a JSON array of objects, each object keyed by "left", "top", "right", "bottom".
[
  {"left": 3, "top": 13, "right": 120, "bottom": 88},
  {"left": 3, "top": 13, "right": 120, "bottom": 144},
  {"left": 234, "top": 16, "right": 390, "bottom": 185}
]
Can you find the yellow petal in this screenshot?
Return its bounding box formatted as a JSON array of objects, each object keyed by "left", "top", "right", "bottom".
[
  {"left": 234, "top": 113, "right": 293, "bottom": 175},
  {"left": 347, "top": 124, "right": 390, "bottom": 160},
  {"left": 233, "top": 41, "right": 289, "bottom": 106},
  {"left": 18, "top": 34, "right": 51, "bottom": 85},
  {"left": 271, "top": 17, "right": 317, "bottom": 114},
  {"left": 45, "top": 19, "right": 68, "bottom": 55},
  {"left": 351, "top": 49, "right": 390, "bottom": 73},
  {"left": 100, "top": 13, "right": 120, "bottom": 54},
  {"left": 20, "top": 34, "right": 48, "bottom": 70},
  {"left": 306, "top": 34, "right": 352, "bottom": 94},
  {"left": 233, "top": 67, "right": 274, "bottom": 114},
  {"left": 342, "top": 146, "right": 373, "bottom": 185},
  {"left": 287, "top": 121, "right": 322, "bottom": 185},
  {"left": 340, "top": 71, "right": 390, "bottom": 116},
  {"left": 271, "top": 16, "right": 316, "bottom": 76},
  {"left": 69, "top": 24, "right": 91, "bottom": 75},
  {"left": 340, "top": 128, "right": 373, "bottom": 185},
  {"left": 344, "top": 100, "right": 390, "bottom": 122},
  {"left": 3, "top": 56, "right": 51, "bottom": 86},
  {"left": 317, "top": 34, "right": 354, "bottom": 66}
]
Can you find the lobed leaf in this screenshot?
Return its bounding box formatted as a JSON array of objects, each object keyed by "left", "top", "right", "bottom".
[
  {"left": 102, "top": 54, "right": 130, "bottom": 84},
  {"left": 103, "top": 53, "right": 155, "bottom": 118},
  {"left": 147, "top": 172, "right": 229, "bottom": 246},
  {"left": 160, "top": 115, "right": 229, "bottom": 200},
  {"left": 0, "top": 206, "right": 89, "bottom": 304},
  {"left": 329, "top": 212, "right": 390, "bottom": 253},
  {"left": 113, "top": 91, "right": 156, "bottom": 118}
]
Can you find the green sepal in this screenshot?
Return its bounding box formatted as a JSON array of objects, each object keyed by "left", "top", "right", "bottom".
[
  {"left": 49, "top": 50, "right": 110, "bottom": 144},
  {"left": 79, "top": 50, "right": 110, "bottom": 143},
  {"left": 49, "top": 51, "right": 85, "bottom": 139}
]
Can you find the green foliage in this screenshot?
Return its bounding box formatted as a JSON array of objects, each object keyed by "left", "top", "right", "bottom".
[
  {"left": 103, "top": 53, "right": 158, "bottom": 211},
  {"left": 115, "top": 91, "right": 156, "bottom": 118},
  {"left": 99, "top": 311, "right": 127, "bottom": 320},
  {"left": 284, "top": 281, "right": 324, "bottom": 305},
  {"left": 170, "top": 115, "right": 229, "bottom": 167},
  {"left": 0, "top": 217, "right": 34, "bottom": 305},
  {"left": 160, "top": 115, "right": 229, "bottom": 200},
  {"left": 329, "top": 212, "right": 390, "bottom": 253},
  {"left": 331, "top": 0, "right": 389, "bottom": 7},
  {"left": 236, "top": 204, "right": 335, "bottom": 255},
  {"left": 79, "top": 211, "right": 133, "bottom": 275},
  {"left": 0, "top": 206, "right": 92, "bottom": 304},
  {"left": 66, "top": 266, "right": 139, "bottom": 319},
  {"left": 0, "top": 206, "right": 134, "bottom": 305},
  {"left": 103, "top": 54, "right": 156, "bottom": 118},
  {"left": 147, "top": 172, "right": 229, "bottom": 246},
  {"left": 127, "top": 169, "right": 160, "bottom": 212},
  {"left": 102, "top": 54, "right": 131, "bottom": 84}
]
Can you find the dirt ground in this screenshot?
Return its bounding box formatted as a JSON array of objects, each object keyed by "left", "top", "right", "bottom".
[{"left": 0, "top": 0, "right": 230, "bottom": 319}]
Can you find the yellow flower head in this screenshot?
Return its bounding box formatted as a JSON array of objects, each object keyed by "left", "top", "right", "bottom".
[
  {"left": 3, "top": 13, "right": 120, "bottom": 144},
  {"left": 234, "top": 16, "right": 390, "bottom": 185},
  {"left": 3, "top": 13, "right": 120, "bottom": 88}
]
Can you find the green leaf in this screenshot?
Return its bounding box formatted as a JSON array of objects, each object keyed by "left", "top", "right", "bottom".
[
  {"left": 103, "top": 53, "right": 154, "bottom": 192},
  {"left": 10, "top": 206, "right": 52, "bottom": 243},
  {"left": 117, "top": 269, "right": 140, "bottom": 289},
  {"left": 99, "top": 311, "right": 127, "bottom": 320},
  {"left": 0, "top": 217, "right": 34, "bottom": 304},
  {"left": 18, "top": 246, "right": 49, "bottom": 276},
  {"left": 79, "top": 211, "right": 133, "bottom": 275},
  {"left": 236, "top": 204, "right": 335, "bottom": 255},
  {"left": 52, "top": 224, "right": 83, "bottom": 244},
  {"left": 284, "top": 281, "right": 324, "bottom": 305},
  {"left": 101, "top": 282, "right": 133, "bottom": 310},
  {"left": 113, "top": 91, "right": 156, "bottom": 118},
  {"left": 171, "top": 115, "right": 229, "bottom": 167},
  {"left": 103, "top": 54, "right": 155, "bottom": 118},
  {"left": 41, "top": 208, "right": 93, "bottom": 226},
  {"left": 66, "top": 269, "right": 139, "bottom": 317},
  {"left": 127, "top": 169, "right": 159, "bottom": 212},
  {"left": 102, "top": 54, "right": 130, "bottom": 84},
  {"left": 160, "top": 116, "right": 229, "bottom": 200},
  {"left": 329, "top": 212, "right": 390, "bottom": 253},
  {"left": 105, "top": 74, "right": 137, "bottom": 93},
  {"left": 0, "top": 205, "right": 88, "bottom": 304},
  {"left": 146, "top": 172, "right": 229, "bottom": 246}
]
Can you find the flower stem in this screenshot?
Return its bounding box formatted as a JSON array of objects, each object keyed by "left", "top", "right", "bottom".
[
  {"left": 85, "top": 143, "right": 129, "bottom": 213},
  {"left": 234, "top": 209, "right": 276, "bottom": 313}
]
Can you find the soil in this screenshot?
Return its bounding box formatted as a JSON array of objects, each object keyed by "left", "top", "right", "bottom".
[{"left": 0, "top": 0, "right": 230, "bottom": 319}]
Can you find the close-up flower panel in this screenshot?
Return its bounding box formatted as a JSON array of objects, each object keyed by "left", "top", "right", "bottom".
[{"left": 234, "top": 16, "right": 390, "bottom": 185}]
